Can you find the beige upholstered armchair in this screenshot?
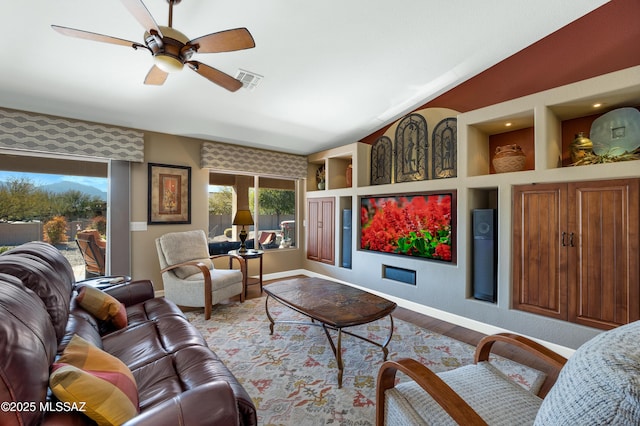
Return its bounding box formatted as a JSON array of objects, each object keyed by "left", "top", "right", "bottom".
[
  {"left": 155, "top": 229, "right": 246, "bottom": 320},
  {"left": 377, "top": 321, "right": 640, "bottom": 425}
]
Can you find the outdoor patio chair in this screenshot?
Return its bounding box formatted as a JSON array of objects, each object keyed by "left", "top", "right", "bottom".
[
  {"left": 75, "top": 229, "right": 106, "bottom": 278},
  {"left": 258, "top": 231, "right": 276, "bottom": 249},
  {"left": 376, "top": 320, "right": 640, "bottom": 425},
  {"left": 155, "top": 229, "right": 246, "bottom": 320}
]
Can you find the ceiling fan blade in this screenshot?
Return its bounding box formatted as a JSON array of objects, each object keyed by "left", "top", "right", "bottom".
[
  {"left": 119, "top": 0, "right": 163, "bottom": 37},
  {"left": 187, "top": 61, "right": 243, "bottom": 92},
  {"left": 144, "top": 65, "right": 168, "bottom": 85},
  {"left": 51, "top": 25, "right": 145, "bottom": 49},
  {"left": 188, "top": 28, "right": 255, "bottom": 53}
]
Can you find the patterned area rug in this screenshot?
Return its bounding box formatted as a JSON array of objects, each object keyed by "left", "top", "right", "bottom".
[{"left": 186, "top": 297, "right": 544, "bottom": 426}]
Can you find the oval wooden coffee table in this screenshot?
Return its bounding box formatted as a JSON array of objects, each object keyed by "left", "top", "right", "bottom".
[{"left": 264, "top": 277, "right": 397, "bottom": 388}]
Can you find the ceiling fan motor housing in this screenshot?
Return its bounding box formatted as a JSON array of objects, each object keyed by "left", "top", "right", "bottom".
[{"left": 145, "top": 26, "right": 193, "bottom": 72}]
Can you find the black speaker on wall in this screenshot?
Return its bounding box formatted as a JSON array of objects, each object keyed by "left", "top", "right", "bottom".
[
  {"left": 342, "top": 209, "right": 352, "bottom": 269},
  {"left": 472, "top": 209, "right": 497, "bottom": 302}
]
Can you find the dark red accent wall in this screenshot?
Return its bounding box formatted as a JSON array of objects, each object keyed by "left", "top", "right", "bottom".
[{"left": 360, "top": 0, "right": 640, "bottom": 145}]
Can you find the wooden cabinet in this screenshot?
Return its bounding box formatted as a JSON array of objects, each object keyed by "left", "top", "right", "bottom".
[
  {"left": 307, "top": 197, "right": 335, "bottom": 264},
  {"left": 513, "top": 178, "right": 639, "bottom": 330},
  {"left": 513, "top": 183, "right": 568, "bottom": 321}
]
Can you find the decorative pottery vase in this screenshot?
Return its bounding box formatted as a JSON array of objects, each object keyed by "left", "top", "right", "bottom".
[
  {"left": 317, "top": 180, "right": 325, "bottom": 190},
  {"left": 570, "top": 132, "right": 594, "bottom": 164},
  {"left": 492, "top": 144, "right": 526, "bottom": 173},
  {"left": 346, "top": 164, "right": 353, "bottom": 187}
]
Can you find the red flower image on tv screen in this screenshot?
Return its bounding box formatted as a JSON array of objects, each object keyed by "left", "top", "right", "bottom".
[{"left": 360, "top": 193, "right": 453, "bottom": 262}]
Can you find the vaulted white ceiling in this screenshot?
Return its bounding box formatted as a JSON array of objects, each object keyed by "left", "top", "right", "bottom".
[{"left": 0, "top": 0, "right": 609, "bottom": 155}]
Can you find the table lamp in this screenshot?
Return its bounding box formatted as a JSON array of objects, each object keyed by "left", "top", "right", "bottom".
[{"left": 233, "top": 209, "right": 254, "bottom": 253}]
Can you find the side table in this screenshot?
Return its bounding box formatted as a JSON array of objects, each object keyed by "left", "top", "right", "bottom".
[
  {"left": 75, "top": 275, "right": 132, "bottom": 291},
  {"left": 228, "top": 249, "right": 264, "bottom": 296}
]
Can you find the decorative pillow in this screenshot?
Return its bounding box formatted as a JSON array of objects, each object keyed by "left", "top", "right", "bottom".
[
  {"left": 76, "top": 285, "right": 127, "bottom": 329},
  {"left": 159, "top": 229, "right": 213, "bottom": 279},
  {"left": 50, "top": 334, "right": 139, "bottom": 426}
]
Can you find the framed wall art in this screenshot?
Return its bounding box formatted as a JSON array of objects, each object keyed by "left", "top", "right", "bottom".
[{"left": 148, "top": 163, "right": 191, "bottom": 224}]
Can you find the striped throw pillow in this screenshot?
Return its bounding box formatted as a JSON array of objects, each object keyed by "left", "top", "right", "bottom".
[
  {"left": 76, "top": 285, "right": 128, "bottom": 329},
  {"left": 50, "top": 334, "right": 139, "bottom": 426}
]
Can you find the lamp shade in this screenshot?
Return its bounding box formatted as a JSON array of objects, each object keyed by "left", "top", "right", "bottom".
[{"left": 232, "top": 210, "right": 254, "bottom": 226}]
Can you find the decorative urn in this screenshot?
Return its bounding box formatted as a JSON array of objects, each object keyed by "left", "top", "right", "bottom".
[
  {"left": 570, "top": 132, "right": 594, "bottom": 164},
  {"left": 492, "top": 144, "right": 526, "bottom": 173}
]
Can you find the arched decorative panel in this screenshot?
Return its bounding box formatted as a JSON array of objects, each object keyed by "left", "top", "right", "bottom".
[
  {"left": 370, "top": 136, "right": 392, "bottom": 185},
  {"left": 432, "top": 117, "right": 457, "bottom": 179},
  {"left": 395, "top": 114, "right": 428, "bottom": 182}
]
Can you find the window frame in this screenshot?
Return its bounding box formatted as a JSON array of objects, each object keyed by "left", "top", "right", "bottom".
[{"left": 208, "top": 172, "right": 299, "bottom": 252}]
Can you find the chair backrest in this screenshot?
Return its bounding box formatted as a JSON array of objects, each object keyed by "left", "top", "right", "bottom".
[
  {"left": 0, "top": 248, "right": 74, "bottom": 341},
  {"left": 534, "top": 320, "right": 640, "bottom": 424},
  {"left": 4, "top": 241, "right": 76, "bottom": 285},
  {"left": 0, "top": 274, "right": 58, "bottom": 426},
  {"left": 156, "top": 229, "right": 214, "bottom": 279},
  {"left": 258, "top": 231, "right": 276, "bottom": 249},
  {"left": 76, "top": 230, "right": 106, "bottom": 276}
]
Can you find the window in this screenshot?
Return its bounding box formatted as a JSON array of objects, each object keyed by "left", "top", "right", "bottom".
[
  {"left": 208, "top": 172, "right": 296, "bottom": 251},
  {"left": 256, "top": 177, "right": 295, "bottom": 249},
  {"left": 0, "top": 154, "right": 108, "bottom": 280}
]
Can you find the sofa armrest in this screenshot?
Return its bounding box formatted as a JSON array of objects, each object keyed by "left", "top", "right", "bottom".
[
  {"left": 122, "top": 382, "right": 239, "bottom": 426},
  {"left": 104, "top": 280, "right": 155, "bottom": 306}
]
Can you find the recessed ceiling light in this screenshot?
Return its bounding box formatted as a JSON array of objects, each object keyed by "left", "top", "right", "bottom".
[
  {"left": 505, "top": 122, "right": 512, "bottom": 127},
  {"left": 593, "top": 103, "right": 602, "bottom": 108}
]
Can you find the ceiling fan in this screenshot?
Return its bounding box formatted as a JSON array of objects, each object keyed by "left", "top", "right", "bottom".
[{"left": 52, "top": 0, "right": 255, "bottom": 91}]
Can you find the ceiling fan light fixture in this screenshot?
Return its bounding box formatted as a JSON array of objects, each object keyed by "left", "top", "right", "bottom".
[
  {"left": 51, "top": 2, "right": 255, "bottom": 90},
  {"left": 154, "top": 53, "right": 184, "bottom": 72}
]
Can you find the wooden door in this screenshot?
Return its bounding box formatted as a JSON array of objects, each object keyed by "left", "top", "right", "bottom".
[
  {"left": 568, "top": 178, "right": 640, "bottom": 329},
  {"left": 319, "top": 198, "right": 335, "bottom": 264},
  {"left": 307, "top": 199, "right": 321, "bottom": 261},
  {"left": 307, "top": 197, "right": 335, "bottom": 264},
  {"left": 512, "top": 183, "right": 568, "bottom": 320}
]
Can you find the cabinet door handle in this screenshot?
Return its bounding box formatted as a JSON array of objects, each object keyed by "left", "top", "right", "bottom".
[
  {"left": 569, "top": 232, "right": 575, "bottom": 247},
  {"left": 561, "top": 232, "right": 567, "bottom": 247}
]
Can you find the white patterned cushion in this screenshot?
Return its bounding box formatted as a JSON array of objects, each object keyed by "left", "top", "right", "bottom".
[
  {"left": 183, "top": 268, "right": 243, "bottom": 291},
  {"left": 386, "top": 362, "right": 542, "bottom": 425},
  {"left": 534, "top": 320, "right": 640, "bottom": 425},
  {"left": 158, "top": 230, "right": 213, "bottom": 279}
]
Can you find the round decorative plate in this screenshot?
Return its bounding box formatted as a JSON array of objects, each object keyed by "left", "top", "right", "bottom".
[{"left": 590, "top": 107, "right": 640, "bottom": 156}]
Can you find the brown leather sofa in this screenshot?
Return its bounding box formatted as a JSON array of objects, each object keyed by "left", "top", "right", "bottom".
[{"left": 0, "top": 241, "right": 257, "bottom": 426}]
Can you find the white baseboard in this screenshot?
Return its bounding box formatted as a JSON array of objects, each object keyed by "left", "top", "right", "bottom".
[
  {"left": 152, "top": 268, "right": 575, "bottom": 358},
  {"left": 301, "top": 270, "right": 576, "bottom": 358}
]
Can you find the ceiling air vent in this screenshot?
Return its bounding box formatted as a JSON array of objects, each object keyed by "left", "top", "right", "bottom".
[{"left": 235, "top": 69, "right": 263, "bottom": 91}]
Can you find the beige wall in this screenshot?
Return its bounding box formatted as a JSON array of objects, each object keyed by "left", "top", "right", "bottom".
[{"left": 130, "top": 131, "right": 304, "bottom": 291}]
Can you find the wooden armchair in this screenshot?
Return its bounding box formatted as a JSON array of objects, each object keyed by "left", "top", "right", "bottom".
[
  {"left": 377, "top": 321, "right": 640, "bottom": 425},
  {"left": 155, "top": 229, "right": 246, "bottom": 320},
  {"left": 75, "top": 229, "right": 106, "bottom": 278}
]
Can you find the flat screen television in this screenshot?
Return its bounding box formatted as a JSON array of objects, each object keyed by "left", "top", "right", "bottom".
[{"left": 360, "top": 191, "right": 456, "bottom": 263}]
